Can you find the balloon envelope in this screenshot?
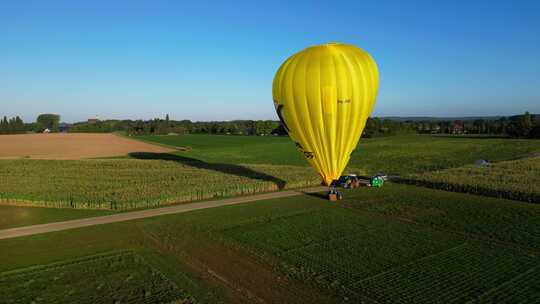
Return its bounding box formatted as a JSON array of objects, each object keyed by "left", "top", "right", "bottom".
[{"left": 272, "top": 43, "right": 379, "bottom": 185}]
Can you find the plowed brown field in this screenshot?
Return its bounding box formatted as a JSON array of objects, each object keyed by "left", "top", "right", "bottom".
[{"left": 0, "top": 133, "right": 173, "bottom": 159}]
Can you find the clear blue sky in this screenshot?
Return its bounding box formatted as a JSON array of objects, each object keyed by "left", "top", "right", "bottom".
[{"left": 1, "top": 0, "right": 539, "bottom": 122}]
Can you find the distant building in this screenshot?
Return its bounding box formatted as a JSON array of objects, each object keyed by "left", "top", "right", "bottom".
[
  {"left": 452, "top": 121, "right": 464, "bottom": 134},
  {"left": 87, "top": 118, "right": 99, "bottom": 124},
  {"left": 244, "top": 127, "right": 255, "bottom": 136},
  {"left": 59, "top": 123, "right": 71, "bottom": 133}
]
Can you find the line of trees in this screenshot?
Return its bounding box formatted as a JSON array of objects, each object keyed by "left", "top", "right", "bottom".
[
  {"left": 0, "top": 116, "right": 25, "bottom": 134},
  {"left": 70, "top": 116, "right": 285, "bottom": 136},
  {"left": 2, "top": 112, "right": 539, "bottom": 139},
  {"left": 505, "top": 112, "right": 540, "bottom": 138},
  {"left": 0, "top": 113, "right": 62, "bottom": 134},
  {"left": 410, "top": 112, "right": 540, "bottom": 139},
  {"left": 362, "top": 118, "right": 416, "bottom": 138}
]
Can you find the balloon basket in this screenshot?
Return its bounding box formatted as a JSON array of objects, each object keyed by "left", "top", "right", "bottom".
[{"left": 327, "top": 187, "right": 343, "bottom": 201}]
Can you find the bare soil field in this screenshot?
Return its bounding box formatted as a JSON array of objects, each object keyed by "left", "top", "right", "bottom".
[{"left": 0, "top": 133, "right": 173, "bottom": 159}]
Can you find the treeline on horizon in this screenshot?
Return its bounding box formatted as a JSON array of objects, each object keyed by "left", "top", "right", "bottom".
[
  {"left": 1, "top": 112, "right": 539, "bottom": 139},
  {"left": 0, "top": 114, "right": 60, "bottom": 134}
]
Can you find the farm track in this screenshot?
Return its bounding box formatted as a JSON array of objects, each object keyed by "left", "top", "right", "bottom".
[{"left": 0, "top": 186, "right": 327, "bottom": 240}]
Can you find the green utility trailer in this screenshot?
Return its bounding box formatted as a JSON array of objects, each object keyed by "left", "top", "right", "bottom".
[{"left": 371, "top": 176, "right": 384, "bottom": 188}]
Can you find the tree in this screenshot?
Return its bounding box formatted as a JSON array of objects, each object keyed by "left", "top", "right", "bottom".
[
  {"left": 473, "top": 119, "right": 485, "bottom": 134},
  {"left": 0, "top": 116, "right": 7, "bottom": 134},
  {"left": 362, "top": 117, "right": 380, "bottom": 137},
  {"left": 506, "top": 112, "right": 533, "bottom": 138},
  {"left": 14, "top": 116, "right": 24, "bottom": 132},
  {"left": 0, "top": 115, "right": 26, "bottom": 134},
  {"left": 530, "top": 116, "right": 540, "bottom": 139},
  {"left": 530, "top": 125, "right": 540, "bottom": 139},
  {"left": 271, "top": 123, "right": 288, "bottom": 135},
  {"left": 36, "top": 114, "right": 60, "bottom": 132}
]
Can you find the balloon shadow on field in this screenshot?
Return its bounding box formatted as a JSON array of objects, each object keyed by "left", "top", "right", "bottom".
[
  {"left": 303, "top": 192, "right": 328, "bottom": 200},
  {"left": 128, "top": 152, "right": 287, "bottom": 190}
]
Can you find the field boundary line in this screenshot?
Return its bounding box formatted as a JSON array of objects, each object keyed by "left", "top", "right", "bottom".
[
  {"left": 122, "top": 133, "right": 189, "bottom": 151},
  {"left": 465, "top": 264, "right": 540, "bottom": 304},
  {"left": 0, "top": 186, "right": 327, "bottom": 240},
  {"left": 351, "top": 243, "right": 469, "bottom": 287},
  {"left": 0, "top": 250, "right": 133, "bottom": 277}
]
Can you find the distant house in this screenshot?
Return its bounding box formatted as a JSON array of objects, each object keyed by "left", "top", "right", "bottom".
[
  {"left": 244, "top": 127, "right": 255, "bottom": 136},
  {"left": 59, "top": 123, "right": 71, "bottom": 133},
  {"left": 87, "top": 118, "right": 99, "bottom": 124},
  {"left": 452, "top": 121, "right": 464, "bottom": 134}
]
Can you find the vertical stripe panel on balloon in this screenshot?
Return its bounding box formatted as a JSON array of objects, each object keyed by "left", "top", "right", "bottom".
[
  {"left": 305, "top": 48, "right": 328, "bottom": 178},
  {"left": 339, "top": 48, "right": 360, "bottom": 171},
  {"left": 281, "top": 54, "right": 309, "bottom": 159},
  {"left": 335, "top": 49, "right": 352, "bottom": 175},
  {"left": 316, "top": 50, "right": 333, "bottom": 183},
  {"left": 322, "top": 50, "right": 338, "bottom": 183},
  {"left": 297, "top": 50, "right": 324, "bottom": 177}
]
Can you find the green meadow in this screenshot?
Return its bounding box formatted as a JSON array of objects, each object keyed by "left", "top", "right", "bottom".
[
  {"left": 137, "top": 134, "right": 540, "bottom": 174},
  {"left": 1, "top": 184, "right": 538, "bottom": 303},
  {"left": 1, "top": 134, "right": 539, "bottom": 210},
  {"left": 1, "top": 134, "right": 539, "bottom": 303}
]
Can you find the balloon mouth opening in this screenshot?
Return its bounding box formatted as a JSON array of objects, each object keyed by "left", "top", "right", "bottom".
[{"left": 321, "top": 178, "right": 334, "bottom": 187}]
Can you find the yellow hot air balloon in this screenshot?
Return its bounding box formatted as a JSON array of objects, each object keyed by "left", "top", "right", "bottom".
[{"left": 272, "top": 42, "right": 379, "bottom": 186}]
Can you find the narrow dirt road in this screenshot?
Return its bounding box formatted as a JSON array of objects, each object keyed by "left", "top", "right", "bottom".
[{"left": 0, "top": 187, "right": 326, "bottom": 240}]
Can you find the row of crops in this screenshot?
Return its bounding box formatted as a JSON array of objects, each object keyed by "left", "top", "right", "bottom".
[
  {"left": 142, "top": 189, "right": 539, "bottom": 303},
  {"left": 475, "top": 265, "right": 540, "bottom": 303},
  {"left": 401, "top": 156, "right": 540, "bottom": 203},
  {"left": 337, "top": 183, "right": 540, "bottom": 250},
  {"left": 220, "top": 206, "right": 539, "bottom": 303},
  {"left": 0, "top": 159, "right": 321, "bottom": 210},
  {"left": 2, "top": 182, "right": 537, "bottom": 303},
  {"left": 222, "top": 208, "right": 466, "bottom": 298},
  {"left": 0, "top": 251, "right": 189, "bottom": 304},
  {"left": 354, "top": 242, "right": 538, "bottom": 303}
]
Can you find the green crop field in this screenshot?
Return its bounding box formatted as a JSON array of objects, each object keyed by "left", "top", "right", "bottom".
[
  {"left": 1, "top": 184, "right": 538, "bottom": 303},
  {"left": 0, "top": 158, "right": 319, "bottom": 210},
  {"left": 0, "top": 134, "right": 539, "bottom": 211},
  {"left": 0, "top": 251, "right": 189, "bottom": 304},
  {"left": 405, "top": 156, "right": 540, "bottom": 203},
  {"left": 136, "top": 134, "right": 540, "bottom": 174},
  {"left": 3, "top": 2, "right": 539, "bottom": 303},
  {"left": 1, "top": 134, "right": 539, "bottom": 303}
]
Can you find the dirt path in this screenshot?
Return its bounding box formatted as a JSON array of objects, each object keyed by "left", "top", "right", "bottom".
[{"left": 0, "top": 187, "right": 326, "bottom": 240}]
